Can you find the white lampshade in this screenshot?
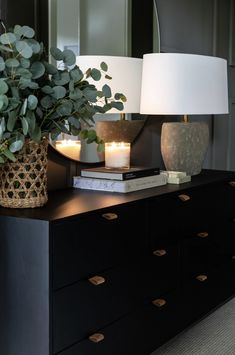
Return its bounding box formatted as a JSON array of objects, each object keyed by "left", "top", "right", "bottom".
[
  {"left": 139, "top": 53, "right": 229, "bottom": 176},
  {"left": 76, "top": 55, "right": 143, "bottom": 113},
  {"left": 140, "top": 53, "right": 229, "bottom": 115}
]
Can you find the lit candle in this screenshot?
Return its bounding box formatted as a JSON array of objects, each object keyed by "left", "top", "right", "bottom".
[
  {"left": 55, "top": 140, "right": 81, "bottom": 161},
  {"left": 105, "top": 142, "right": 130, "bottom": 169}
]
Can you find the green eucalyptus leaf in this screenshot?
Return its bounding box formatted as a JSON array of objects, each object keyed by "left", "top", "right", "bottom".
[
  {"left": 26, "top": 39, "right": 40, "bottom": 53},
  {"left": 30, "top": 61, "right": 45, "bottom": 79},
  {"left": 14, "top": 25, "right": 22, "bottom": 36},
  {"left": 20, "top": 98, "right": 28, "bottom": 116},
  {"left": 87, "top": 129, "right": 97, "bottom": 140},
  {"left": 53, "top": 71, "right": 70, "bottom": 86},
  {"left": 70, "top": 126, "right": 80, "bottom": 136},
  {"left": 100, "top": 62, "right": 108, "bottom": 72},
  {"left": 44, "top": 61, "right": 58, "bottom": 75},
  {"left": 50, "top": 47, "right": 64, "bottom": 61},
  {"left": 2, "top": 148, "right": 16, "bottom": 162},
  {"left": 41, "top": 85, "right": 54, "bottom": 94},
  {"left": 0, "top": 155, "right": 5, "bottom": 163},
  {"left": 68, "top": 116, "right": 81, "bottom": 129},
  {"left": 5, "top": 58, "right": 20, "bottom": 68},
  {"left": 69, "top": 88, "right": 83, "bottom": 100},
  {"left": 16, "top": 40, "right": 33, "bottom": 58},
  {"left": 97, "top": 142, "right": 105, "bottom": 152},
  {"left": 0, "top": 32, "right": 16, "bottom": 44},
  {"left": 105, "top": 74, "right": 112, "bottom": 80},
  {"left": 56, "top": 101, "right": 73, "bottom": 116},
  {"left": 20, "top": 58, "right": 30, "bottom": 68},
  {"left": 70, "top": 67, "right": 83, "bottom": 81},
  {"left": 7, "top": 111, "right": 17, "bottom": 131},
  {"left": 110, "top": 101, "right": 124, "bottom": 111},
  {"left": 16, "top": 68, "right": 32, "bottom": 79},
  {"left": 0, "top": 44, "right": 13, "bottom": 52},
  {"left": 10, "top": 86, "right": 20, "bottom": 99},
  {"left": 114, "top": 93, "right": 127, "bottom": 102},
  {"left": 9, "top": 140, "right": 24, "bottom": 153},
  {"left": 0, "top": 57, "right": 5, "bottom": 71},
  {"left": 91, "top": 68, "right": 101, "bottom": 81},
  {"left": 102, "top": 84, "right": 112, "bottom": 98},
  {"left": 28, "top": 82, "right": 39, "bottom": 89},
  {"left": 63, "top": 49, "right": 76, "bottom": 66},
  {"left": 83, "top": 87, "right": 97, "bottom": 102},
  {"left": 21, "top": 116, "right": 29, "bottom": 135},
  {"left": 27, "top": 95, "right": 38, "bottom": 110},
  {"left": 0, "top": 80, "right": 8, "bottom": 94},
  {"left": 40, "top": 96, "right": 53, "bottom": 109},
  {"left": 20, "top": 25, "right": 35, "bottom": 38},
  {"left": 26, "top": 110, "right": 36, "bottom": 132},
  {"left": 0, "top": 95, "right": 9, "bottom": 111},
  {"left": 9, "top": 97, "right": 20, "bottom": 110},
  {"left": 52, "top": 86, "right": 66, "bottom": 99}
]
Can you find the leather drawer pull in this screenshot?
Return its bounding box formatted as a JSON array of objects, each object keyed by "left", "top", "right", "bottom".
[
  {"left": 197, "top": 232, "right": 209, "bottom": 238},
  {"left": 102, "top": 213, "right": 118, "bottom": 220},
  {"left": 229, "top": 181, "right": 235, "bottom": 187},
  {"left": 88, "top": 275, "right": 106, "bottom": 286},
  {"left": 153, "top": 249, "right": 167, "bottom": 257},
  {"left": 196, "top": 274, "right": 208, "bottom": 282},
  {"left": 89, "top": 333, "right": 105, "bottom": 343},
  {"left": 152, "top": 298, "right": 166, "bottom": 307},
  {"left": 178, "top": 194, "right": 190, "bottom": 202}
]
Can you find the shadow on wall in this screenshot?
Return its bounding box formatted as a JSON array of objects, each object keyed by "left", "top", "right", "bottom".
[{"left": 131, "top": 115, "right": 172, "bottom": 169}]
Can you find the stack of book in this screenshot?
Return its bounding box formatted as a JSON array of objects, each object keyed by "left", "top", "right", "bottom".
[{"left": 73, "top": 166, "right": 167, "bottom": 193}]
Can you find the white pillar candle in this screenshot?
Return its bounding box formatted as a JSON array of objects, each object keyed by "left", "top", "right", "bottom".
[
  {"left": 55, "top": 140, "right": 81, "bottom": 161},
  {"left": 105, "top": 142, "right": 131, "bottom": 169}
]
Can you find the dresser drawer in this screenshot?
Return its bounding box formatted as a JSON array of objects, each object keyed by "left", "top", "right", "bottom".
[
  {"left": 178, "top": 260, "right": 235, "bottom": 328},
  {"left": 180, "top": 230, "right": 230, "bottom": 282},
  {"left": 56, "top": 291, "right": 181, "bottom": 355},
  {"left": 52, "top": 202, "right": 146, "bottom": 289},
  {"left": 148, "top": 185, "right": 216, "bottom": 245},
  {"left": 53, "top": 251, "right": 178, "bottom": 353}
]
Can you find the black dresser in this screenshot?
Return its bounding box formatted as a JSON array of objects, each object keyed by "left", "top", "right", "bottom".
[{"left": 0, "top": 169, "right": 235, "bottom": 355}]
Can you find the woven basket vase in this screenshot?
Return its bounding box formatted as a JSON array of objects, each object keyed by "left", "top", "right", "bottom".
[{"left": 0, "top": 139, "right": 48, "bottom": 208}]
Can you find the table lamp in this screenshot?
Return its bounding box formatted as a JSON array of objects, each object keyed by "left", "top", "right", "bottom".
[
  {"left": 76, "top": 55, "right": 145, "bottom": 143},
  {"left": 140, "top": 53, "right": 229, "bottom": 175}
]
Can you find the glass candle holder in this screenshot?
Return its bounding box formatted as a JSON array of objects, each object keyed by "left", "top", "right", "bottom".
[
  {"left": 105, "top": 142, "right": 131, "bottom": 169},
  {"left": 55, "top": 140, "right": 81, "bottom": 161}
]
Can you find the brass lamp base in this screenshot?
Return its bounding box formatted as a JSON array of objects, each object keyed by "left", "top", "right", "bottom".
[{"left": 161, "top": 122, "right": 209, "bottom": 176}]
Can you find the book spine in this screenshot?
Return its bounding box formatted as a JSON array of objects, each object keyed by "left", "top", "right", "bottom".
[
  {"left": 73, "top": 174, "right": 167, "bottom": 193},
  {"left": 122, "top": 168, "right": 160, "bottom": 180}
]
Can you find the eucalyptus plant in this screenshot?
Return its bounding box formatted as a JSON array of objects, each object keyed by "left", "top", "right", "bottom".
[{"left": 0, "top": 22, "right": 126, "bottom": 163}]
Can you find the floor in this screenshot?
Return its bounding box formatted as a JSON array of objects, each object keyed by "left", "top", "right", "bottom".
[{"left": 151, "top": 297, "right": 235, "bottom": 355}]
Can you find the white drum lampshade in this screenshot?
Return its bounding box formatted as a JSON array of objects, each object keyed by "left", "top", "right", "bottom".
[{"left": 140, "top": 53, "right": 229, "bottom": 175}]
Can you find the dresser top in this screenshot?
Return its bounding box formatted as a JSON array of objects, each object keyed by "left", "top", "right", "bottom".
[{"left": 0, "top": 169, "right": 234, "bottom": 222}]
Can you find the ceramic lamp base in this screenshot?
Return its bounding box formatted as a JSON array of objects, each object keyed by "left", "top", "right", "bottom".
[
  {"left": 96, "top": 119, "right": 146, "bottom": 143},
  {"left": 161, "top": 122, "right": 209, "bottom": 176}
]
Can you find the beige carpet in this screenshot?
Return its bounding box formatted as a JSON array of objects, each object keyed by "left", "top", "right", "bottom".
[{"left": 151, "top": 297, "right": 235, "bottom": 355}]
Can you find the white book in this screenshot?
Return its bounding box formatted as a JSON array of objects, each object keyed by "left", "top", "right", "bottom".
[{"left": 73, "top": 173, "right": 167, "bottom": 193}]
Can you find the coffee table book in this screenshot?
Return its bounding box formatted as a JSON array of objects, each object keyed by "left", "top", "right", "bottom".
[
  {"left": 80, "top": 166, "right": 160, "bottom": 181},
  {"left": 73, "top": 173, "right": 167, "bottom": 193}
]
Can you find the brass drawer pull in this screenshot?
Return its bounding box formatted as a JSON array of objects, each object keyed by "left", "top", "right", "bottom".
[
  {"left": 197, "top": 232, "right": 209, "bottom": 238},
  {"left": 196, "top": 274, "right": 208, "bottom": 282},
  {"left": 88, "top": 275, "right": 106, "bottom": 286},
  {"left": 102, "top": 213, "right": 118, "bottom": 220},
  {"left": 89, "top": 333, "right": 105, "bottom": 343},
  {"left": 229, "top": 181, "right": 235, "bottom": 187},
  {"left": 153, "top": 249, "right": 167, "bottom": 257},
  {"left": 152, "top": 298, "right": 166, "bottom": 307},
  {"left": 178, "top": 194, "right": 190, "bottom": 202}
]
